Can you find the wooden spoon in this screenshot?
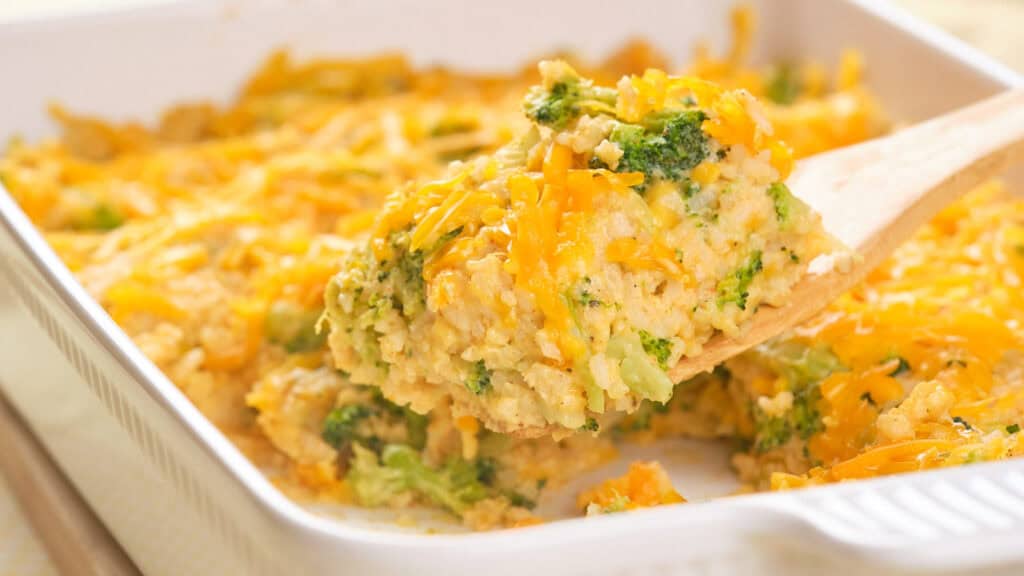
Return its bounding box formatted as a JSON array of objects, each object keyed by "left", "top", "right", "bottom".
[{"left": 669, "top": 88, "right": 1024, "bottom": 382}]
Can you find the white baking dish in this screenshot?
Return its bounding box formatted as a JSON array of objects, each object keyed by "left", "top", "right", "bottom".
[{"left": 1, "top": 1, "right": 1023, "bottom": 574}]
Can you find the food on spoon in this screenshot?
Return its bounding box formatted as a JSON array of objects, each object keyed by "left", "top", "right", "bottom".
[{"left": 324, "top": 61, "right": 843, "bottom": 436}]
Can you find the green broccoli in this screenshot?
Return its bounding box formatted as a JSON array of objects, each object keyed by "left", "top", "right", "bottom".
[
  {"left": 403, "top": 409, "right": 429, "bottom": 451},
  {"left": 750, "top": 341, "right": 845, "bottom": 453},
  {"left": 474, "top": 457, "right": 497, "bottom": 485},
  {"left": 346, "top": 444, "right": 409, "bottom": 508},
  {"left": 265, "top": 301, "right": 327, "bottom": 353},
  {"left": 562, "top": 280, "right": 606, "bottom": 413},
  {"left": 1007, "top": 424, "right": 1020, "bottom": 434},
  {"left": 523, "top": 77, "right": 617, "bottom": 129},
  {"left": 758, "top": 340, "right": 846, "bottom": 387},
  {"left": 766, "top": 182, "right": 800, "bottom": 227},
  {"left": 368, "top": 388, "right": 431, "bottom": 450},
  {"left": 391, "top": 234, "right": 427, "bottom": 317},
  {"left": 465, "top": 360, "right": 492, "bottom": 395},
  {"left": 73, "top": 203, "right": 124, "bottom": 231},
  {"left": 385, "top": 226, "right": 464, "bottom": 318},
  {"left": 638, "top": 330, "right": 673, "bottom": 370},
  {"left": 92, "top": 203, "right": 125, "bottom": 230},
  {"left": 347, "top": 444, "right": 491, "bottom": 515},
  {"left": 764, "top": 64, "right": 802, "bottom": 105},
  {"left": 322, "top": 405, "right": 373, "bottom": 449},
  {"left": 678, "top": 178, "right": 701, "bottom": 201},
  {"left": 754, "top": 388, "right": 824, "bottom": 453},
  {"left": 504, "top": 491, "right": 537, "bottom": 510},
  {"left": 581, "top": 417, "right": 600, "bottom": 432},
  {"left": 606, "top": 332, "right": 674, "bottom": 403},
  {"left": 603, "top": 110, "right": 710, "bottom": 192},
  {"left": 753, "top": 414, "right": 793, "bottom": 453},
  {"left": 322, "top": 388, "right": 432, "bottom": 452},
  {"left": 716, "top": 251, "right": 763, "bottom": 310}
]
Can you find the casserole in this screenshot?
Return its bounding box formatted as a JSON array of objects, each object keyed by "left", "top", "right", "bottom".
[{"left": 0, "top": 1, "right": 1022, "bottom": 574}]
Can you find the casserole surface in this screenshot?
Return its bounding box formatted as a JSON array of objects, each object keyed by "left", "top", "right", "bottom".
[{"left": 2, "top": 2, "right": 1024, "bottom": 569}]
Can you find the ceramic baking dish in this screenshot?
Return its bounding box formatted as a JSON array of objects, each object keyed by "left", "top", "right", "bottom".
[{"left": 1, "top": 1, "right": 1023, "bottom": 574}]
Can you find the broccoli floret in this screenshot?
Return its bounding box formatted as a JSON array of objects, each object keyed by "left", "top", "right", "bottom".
[
  {"left": 606, "top": 332, "right": 674, "bottom": 403},
  {"left": 678, "top": 178, "right": 701, "bottom": 200},
  {"left": 638, "top": 330, "right": 673, "bottom": 370},
  {"left": 754, "top": 389, "right": 823, "bottom": 453},
  {"left": 385, "top": 226, "right": 464, "bottom": 318},
  {"left": 474, "top": 457, "right": 498, "bottom": 485},
  {"left": 753, "top": 415, "right": 792, "bottom": 452},
  {"left": 605, "top": 110, "right": 709, "bottom": 192},
  {"left": 392, "top": 236, "right": 426, "bottom": 317},
  {"left": 322, "top": 389, "right": 430, "bottom": 452},
  {"left": 1007, "top": 424, "right": 1020, "bottom": 434},
  {"left": 716, "top": 251, "right": 763, "bottom": 310},
  {"left": 347, "top": 444, "right": 409, "bottom": 508},
  {"left": 764, "top": 64, "right": 802, "bottom": 105},
  {"left": 750, "top": 341, "right": 845, "bottom": 453},
  {"left": 465, "top": 360, "right": 492, "bottom": 395},
  {"left": 581, "top": 417, "right": 600, "bottom": 432},
  {"left": 367, "top": 389, "right": 430, "bottom": 450},
  {"left": 265, "top": 301, "right": 326, "bottom": 353},
  {"left": 347, "top": 444, "right": 491, "bottom": 515},
  {"left": 73, "top": 203, "right": 124, "bottom": 231},
  {"left": 563, "top": 280, "right": 607, "bottom": 413},
  {"left": 322, "top": 405, "right": 372, "bottom": 449},
  {"left": 523, "top": 77, "right": 617, "bottom": 129},
  {"left": 91, "top": 203, "right": 125, "bottom": 230},
  {"left": 404, "top": 409, "right": 429, "bottom": 450},
  {"left": 759, "top": 340, "right": 846, "bottom": 387},
  {"left": 766, "top": 182, "right": 810, "bottom": 231}
]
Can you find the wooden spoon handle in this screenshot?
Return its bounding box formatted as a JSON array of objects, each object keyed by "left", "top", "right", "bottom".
[{"left": 792, "top": 88, "right": 1024, "bottom": 268}]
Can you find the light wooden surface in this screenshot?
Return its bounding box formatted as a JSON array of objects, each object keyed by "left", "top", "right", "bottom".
[
  {"left": 0, "top": 397, "right": 140, "bottom": 576},
  {"left": 0, "top": 2, "right": 1020, "bottom": 576},
  {"left": 672, "top": 88, "right": 1024, "bottom": 381}
]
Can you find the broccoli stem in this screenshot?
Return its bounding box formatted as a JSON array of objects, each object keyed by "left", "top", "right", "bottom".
[
  {"left": 606, "top": 332, "right": 673, "bottom": 403},
  {"left": 347, "top": 444, "right": 491, "bottom": 515},
  {"left": 716, "top": 251, "right": 763, "bottom": 310},
  {"left": 265, "top": 301, "right": 326, "bottom": 353},
  {"left": 523, "top": 76, "right": 617, "bottom": 129}
]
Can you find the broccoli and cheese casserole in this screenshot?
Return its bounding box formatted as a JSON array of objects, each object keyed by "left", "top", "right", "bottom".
[
  {"left": 325, "top": 59, "right": 840, "bottom": 437},
  {"left": 2, "top": 7, "right": 1022, "bottom": 529}
]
